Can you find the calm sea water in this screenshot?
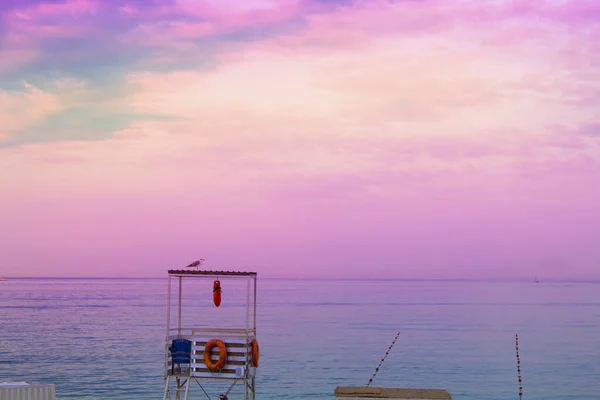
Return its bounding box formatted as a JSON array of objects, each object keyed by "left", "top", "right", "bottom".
[{"left": 1, "top": 278, "right": 599, "bottom": 400}]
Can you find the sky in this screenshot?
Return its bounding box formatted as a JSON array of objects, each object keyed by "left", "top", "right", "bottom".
[{"left": 1, "top": 0, "right": 599, "bottom": 280}]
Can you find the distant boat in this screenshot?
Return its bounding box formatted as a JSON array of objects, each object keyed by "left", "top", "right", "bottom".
[{"left": 534, "top": 276, "right": 540, "bottom": 284}]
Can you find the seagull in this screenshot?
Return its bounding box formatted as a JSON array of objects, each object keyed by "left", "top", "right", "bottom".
[{"left": 185, "top": 259, "right": 205, "bottom": 269}]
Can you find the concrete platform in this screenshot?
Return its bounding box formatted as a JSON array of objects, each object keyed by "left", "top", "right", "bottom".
[{"left": 335, "top": 386, "right": 452, "bottom": 399}]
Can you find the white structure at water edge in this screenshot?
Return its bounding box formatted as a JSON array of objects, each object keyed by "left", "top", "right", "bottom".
[
  {"left": 163, "top": 268, "right": 258, "bottom": 400},
  {"left": 0, "top": 382, "right": 55, "bottom": 400}
]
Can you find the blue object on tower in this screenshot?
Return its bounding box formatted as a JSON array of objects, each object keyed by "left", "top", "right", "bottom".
[{"left": 169, "top": 338, "right": 192, "bottom": 364}]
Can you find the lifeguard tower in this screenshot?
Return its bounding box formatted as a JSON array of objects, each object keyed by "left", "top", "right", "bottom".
[{"left": 163, "top": 264, "right": 258, "bottom": 400}]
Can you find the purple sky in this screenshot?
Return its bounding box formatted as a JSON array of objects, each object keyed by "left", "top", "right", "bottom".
[{"left": 1, "top": 0, "right": 599, "bottom": 279}]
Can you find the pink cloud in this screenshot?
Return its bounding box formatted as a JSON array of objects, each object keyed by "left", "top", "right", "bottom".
[
  {"left": 5, "top": 19, "right": 90, "bottom": 41},
  {"left": 122, "top": 0, "right": 301, "bottom": 45},
  {"left": 0, "top": 48, "right": 40, "bottom": 73},
  {"left": 0, "top": 82, "right": 66, "bottom": 142},
  {"left": 23, "top": 0, "right": 98, "bottom": 16},
  {"left": 253, "top": 0, "right": 600, "bottom": 54},
  {"left": 2, "top": 117, "right": 599, "bottom": 279},
  {"left": 1, "top": 1, "right": 99, "bottom": 52},
  {"left": 544, "top": 0, "right": 600, "bottom": 24},
  {"left": 2, "top": 0, "right": 600, "bottom": 279}
]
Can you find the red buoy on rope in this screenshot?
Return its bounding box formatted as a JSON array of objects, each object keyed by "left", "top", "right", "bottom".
[{"left": 213, "top": 280, "right": 222, "bottom": 307}]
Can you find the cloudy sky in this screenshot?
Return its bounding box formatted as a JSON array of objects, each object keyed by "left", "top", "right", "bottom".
[{"left": 1, "top": 0, "right": 599, "bottom": 279}]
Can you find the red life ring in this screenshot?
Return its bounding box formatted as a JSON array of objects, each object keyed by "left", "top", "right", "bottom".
[
  {"left": 204, "top": 339, "right": 227, "bottom": 371},
  {"left": 251, "top": 339, "right": 260, "bottom": 368}
]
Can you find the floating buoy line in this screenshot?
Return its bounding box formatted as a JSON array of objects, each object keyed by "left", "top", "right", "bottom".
[
  {"left": 516, "top": 333, "right": 523, "bottom": 399},
  {"left": 366, "top": 331, "right": 401, "bottom": 387}
]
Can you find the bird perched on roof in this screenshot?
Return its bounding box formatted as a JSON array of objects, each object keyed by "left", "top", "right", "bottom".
[{"left": 185, "top": 259, "right": 205, "bottom": 269}]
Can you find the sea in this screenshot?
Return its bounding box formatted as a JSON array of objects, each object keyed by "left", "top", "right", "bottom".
[{"left": 1, "top": 277, "right": 599, "bottom": 400}]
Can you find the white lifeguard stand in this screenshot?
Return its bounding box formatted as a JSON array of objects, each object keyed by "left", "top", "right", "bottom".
[{"left": 163, "top": 268, "right": 258, "bottom": 400}]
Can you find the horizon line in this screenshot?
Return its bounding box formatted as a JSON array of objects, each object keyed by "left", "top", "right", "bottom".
[{"left": 3, "top": 276, "right": 599, "bottom": 284}]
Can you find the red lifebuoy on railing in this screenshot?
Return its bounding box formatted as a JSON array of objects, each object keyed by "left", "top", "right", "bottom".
[
  {"left": 204, "top": 339, "right": 227, "bottom": 371},
  {"left": 251, "top": 339, "right": 260, "bottom": 368}
]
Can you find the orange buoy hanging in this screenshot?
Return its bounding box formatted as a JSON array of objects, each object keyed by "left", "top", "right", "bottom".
[
  {"left": 250, "top": 339, "right": 260, "bottom": 368},
  {"left": 204, "top": 339, "right": 227, "bottom": 371},
  {"left": 213, "top": 280, "right": 222, "bottom": 307}
]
